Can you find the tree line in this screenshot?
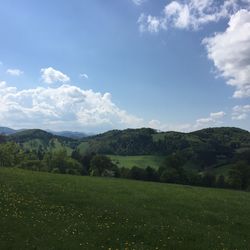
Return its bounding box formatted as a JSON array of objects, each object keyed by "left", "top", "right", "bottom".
[{"left": 0, "top": 135, "right": 250, "bottom": 191}]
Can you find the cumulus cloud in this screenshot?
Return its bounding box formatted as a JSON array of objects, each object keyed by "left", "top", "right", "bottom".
[
  {"left": 0, "top": 82, "right": 143, "bottom": 132},
  {"left": 6, "top": 69, "right": 23, "bottom": 76},
  {"left": 41, "top": 67, "right": 70, "bottom": 84},
  {"left": 203, "top": 9, "right": 250, "bottom": 98},
  {"left": 232, "top": 104, "right": 250, "bottom": 120},
  {"left": 194, "top": 111, "right": 226, "bottom": 129},
  {"left": 138, "top": 0, "right": 250, "bottom": 32}
]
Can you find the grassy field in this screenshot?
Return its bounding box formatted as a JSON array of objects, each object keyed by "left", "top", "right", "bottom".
[
  {"left": 0, "top": 168, "right": 250, "bottom": 249},
  {"left": 107, "top": 155, "right": 165, "bottom": 169}
]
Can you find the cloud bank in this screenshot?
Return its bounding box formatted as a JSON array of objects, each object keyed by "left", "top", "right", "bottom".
[
  {"left": 0, "top": 82, "right": 143, "bottom": 132},
  {"left": 0, "top": 79, "right": 229, "bottom": 132}
]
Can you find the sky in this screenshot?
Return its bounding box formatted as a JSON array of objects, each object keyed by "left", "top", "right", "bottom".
[{"left": 0, "top": 0, "right": 250, "bottom": 133}]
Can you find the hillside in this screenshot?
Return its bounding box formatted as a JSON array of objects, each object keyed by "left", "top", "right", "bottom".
[
  {"left": 81, "top": 127, "right": 250, "bottom": 154},
  {"left": 0, "top": 127, "right": 17, "bottom": 135},
  {"left": 0, "top": 167, "right": 250, "bottom": 249},
  {"left": 49, "top": 130, "right": 88, "bottom": 139},
  {"left": 78, "top": 127, "right": 250, "bottom": 171},
  {"left": 4, "top": 127, "right": 250, "bottom": 174},
  {"left": 7, "top": 129, "right": 78, "bottom": 154}
]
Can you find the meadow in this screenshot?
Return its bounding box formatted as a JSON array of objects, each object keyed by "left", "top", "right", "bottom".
[
  {"left": 107, "top": 155, "right": 165, "bottom": 169},
  {"left": 0, "top": 167, "right": 250, "bottom": 249}
]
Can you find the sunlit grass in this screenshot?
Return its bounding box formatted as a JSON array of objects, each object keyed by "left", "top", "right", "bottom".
[
  {"left": 107, "top": 155, "right": 165, "bottom": 169},
  {"left": 0, "top": 167, "right": 250, "bottom": 249}
]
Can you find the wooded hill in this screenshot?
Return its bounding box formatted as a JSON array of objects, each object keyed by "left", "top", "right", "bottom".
[{"left": 4, "top": 126, "right": 250, "bottom": 173}]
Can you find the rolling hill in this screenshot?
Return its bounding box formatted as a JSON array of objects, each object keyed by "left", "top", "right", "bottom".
[
  {"left": 7, "top": 129, "right": 78, "bottom": 155},
  {"left": 0, "top": 127, "right": 18, "bottom": 135},
  {"left": 4, "top": 126, "right": 250, "bottom": 174},
  {"left": 0, "top": 167, "right": 250, "bottom": 249},
  {"left": 78, "top": 127, "right": 250, "bottom": 172},
  {"left": 48, "top": 130, "right": 89, "bottom": 139}
]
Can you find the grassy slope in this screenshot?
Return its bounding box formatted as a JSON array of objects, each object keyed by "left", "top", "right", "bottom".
[
  {"left": 107, "top": 155, "right": 165, "bottom": 169},
  {"left": 1, "top": 168, "right": 250, "bottom": 249}
]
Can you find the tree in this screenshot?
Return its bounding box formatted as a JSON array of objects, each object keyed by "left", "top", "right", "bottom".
[
  {"left": 160, "top": 168, "right": 180, "bottom": 183},
  {"left": 128, "top": 167, "right": 146, "bottom": 180},
  {"left": 159, "top": 153, "right": 187, "bottom": 184},
  {"left": 229, "top": 162, "right": 250, "bottom": 190},
  {"left": 0, "top": 142, "right": 24, "bottom": 167},
  {"left": 44, "top": 149, "right": 82, "bottom": 175},
  {"left": 71, "top": 150, "right": 95, "bottom": 175},
  {"left": 145, "top": 166, "right": 159, "bottom": 182},
  {"left": 201, "top": 172, "right": 216, "bottom": 187},
  {"left": 89, "top": 155, "right": 117, "bottom": 176},
  {"left": 0, "top": 135, "right": 6, "bottom": 144},
  {"left": 216, "top": 175, "right": 226, "bottom": 188}
]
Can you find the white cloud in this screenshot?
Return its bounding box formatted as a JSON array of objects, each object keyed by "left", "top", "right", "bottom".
[
  {"left": 0, "top": 82, "right": 143, "bottom": 132},
  {"left": 80, "top": 73, "right": 89, "bottom": 79},
  {"left": 194, "top": 111, "right": 226, "bottom": 129},
  {"left": 210, "top": 111, "right": 226, "bottom": 119},
  {"left": 6, "top": 69, "right": 23, "bottom": 76},
  {"left": 164, "top": 1, "right": 191, "bottom": 29},
  {"left": 0, "top": 81, "right": 235, "bottom": 132},
  {"left": 148, "top": 111, "right": 227, "bottom": 132},
  {"left": 138, "top": 14, "right": 167, "bottom": 33},
  {"left": 148, "top": 119, "right": 192, "bottom": 132},
  {"left": 41, "top": 67, "right": 70, "bottom": 84},
  {"left": 203, "top": 9, "right": 250, "bottom": 98},
  {"left": 132, "top": 0, "right": 146, "bottom": 6},
  {"left": 232, "top": 104, "right": 250, "bottom": 120},
  {"left": 0, "top": 81, "right": 6, "bottom": 88},
  {"left": 138, "top": 0, "right": 250, "bottom": 32}
]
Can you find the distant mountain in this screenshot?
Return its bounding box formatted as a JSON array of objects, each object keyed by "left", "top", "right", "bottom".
[
  {"left": 49, "top": 130, "right": 88, "bottom": 139},
  {"left": 0, "top": 127, "right": 17, "bottom": 135},
  {"left": 0, "top": 126, "right": 90, "bottom": 139}
]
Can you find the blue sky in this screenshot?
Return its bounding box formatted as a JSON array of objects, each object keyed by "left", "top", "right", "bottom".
[{"left": 0, "top": 0, "right": 250, "bottom": 132}]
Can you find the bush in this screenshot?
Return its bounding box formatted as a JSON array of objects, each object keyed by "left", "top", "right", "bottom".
[{"left": 18, "top": 160, "right": 46, "bottom": 172}]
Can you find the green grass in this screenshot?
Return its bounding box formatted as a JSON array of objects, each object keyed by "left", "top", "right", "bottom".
[
  {"left": 0, "top": 168, "right": 250, "bottom": 249},
  {"left": 107, "top": 155, "right": 165, "bottom": 169}
]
